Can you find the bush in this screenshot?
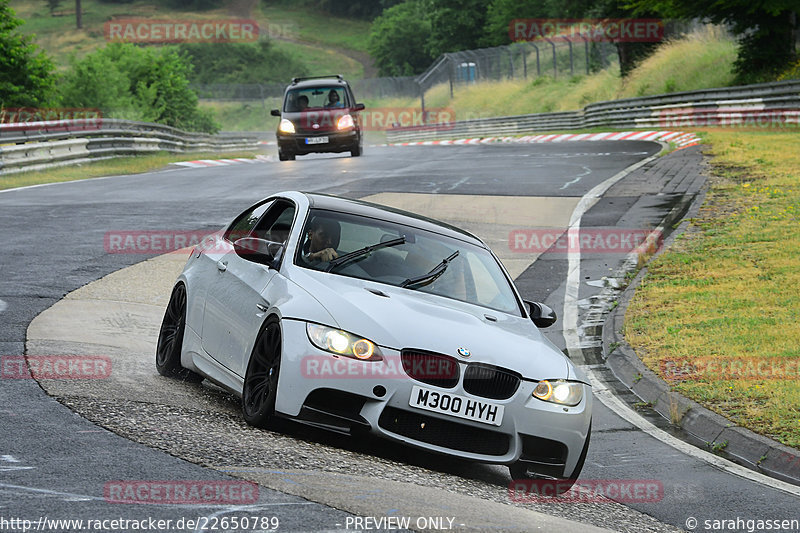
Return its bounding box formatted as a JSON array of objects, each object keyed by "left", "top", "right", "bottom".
[
  {"left": 59, "top": 43, "right": 219, "bottom": 133},
  {"left": 179, "top": 41, "right": 308, "bottom": 85}
]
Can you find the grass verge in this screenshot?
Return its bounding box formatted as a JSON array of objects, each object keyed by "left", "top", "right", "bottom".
[
  {"left": 624, "top": 129, "right": 800, "bottom": 449},
  {"left": 364, "top": 25, "right": 737, "bottom": 122},
  {"left": 0, "top": 151, "right": 263, "bottom": 191}
]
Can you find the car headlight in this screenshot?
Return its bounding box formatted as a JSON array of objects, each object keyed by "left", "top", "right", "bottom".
[
  {"left": 306, "top": 323, "right": 383, "bottom": 361},
  {"left": 532, "top": 380, "right": 583, "bottom": 406},
  {"left": 278, "top": 119, "right": 295, "bottom": 134},
  {"left": 337, "top": 114, "right": 354, "bottom": 130}
]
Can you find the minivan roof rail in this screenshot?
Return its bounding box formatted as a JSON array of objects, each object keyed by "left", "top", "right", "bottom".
[{"left": 291, "top": 75, "right": 344, "bottom": 84}]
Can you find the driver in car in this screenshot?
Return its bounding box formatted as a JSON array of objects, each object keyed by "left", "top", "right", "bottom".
[{"left": 303, "top": 217, "right": 340, "bottom": 263}]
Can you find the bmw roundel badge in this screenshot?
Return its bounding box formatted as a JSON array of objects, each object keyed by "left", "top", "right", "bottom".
[{"left": 457, "top": 347, "right": 471, "bottom": 358}]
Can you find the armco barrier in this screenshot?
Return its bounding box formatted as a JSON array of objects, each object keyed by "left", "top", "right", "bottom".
[
  {"left": 386, "top": 80, "right": 800, "bottom": 143},
  {"left": 0, "top": 118, "right": 267, "bottom": 175}
]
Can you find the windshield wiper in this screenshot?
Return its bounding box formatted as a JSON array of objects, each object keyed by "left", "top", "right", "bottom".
[
  {"left": 325, "top": 236, "right": 406, "bottom": 272},
  {"left": 401, "top": 250, "right": 459, "bottom": 289}
]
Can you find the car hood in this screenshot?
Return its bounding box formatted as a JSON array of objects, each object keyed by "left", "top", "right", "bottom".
[{"left": 286, "top": 269, "right": 571, "bottom": 381}]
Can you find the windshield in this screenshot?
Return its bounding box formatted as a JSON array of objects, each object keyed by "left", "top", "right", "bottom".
[
  {"left": 284, "top": 86, "right": 349, "bottom": 112},
  {"left": 295, "top": 209, "right": 522, "bottom": 315}
]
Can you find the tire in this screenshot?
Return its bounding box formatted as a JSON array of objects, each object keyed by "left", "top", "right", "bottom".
[
  {"left": 509, "top": 422, "right": 591, "bottom": 493},
  {"left": 155, "top": 283, "right": 203, "bottom": 382},
  {"left": 350, "top": 143, "right": 362, "bottom": 157},
  {"left": 242, "top": 317, "right": 282, "bottom": 427},
  {"left": 278, "top": 151, "right": 295, "bottom": 161}
]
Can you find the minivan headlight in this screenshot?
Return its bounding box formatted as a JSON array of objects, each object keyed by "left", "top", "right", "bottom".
[{"left": 279, "top": 119, "right": 295, "bottom": 134}]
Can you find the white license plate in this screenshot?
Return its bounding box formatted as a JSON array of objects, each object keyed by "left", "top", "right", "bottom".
[
  {"left": 409, "top": 385, "right": 504, "bottom": 426},
  {"left": 305, "top": 136, "right": 328, "bottom": 145}
]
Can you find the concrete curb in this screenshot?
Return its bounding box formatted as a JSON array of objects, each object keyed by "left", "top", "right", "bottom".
[{"left": 602, "top": 171, "right": 800, "bottom": 486}]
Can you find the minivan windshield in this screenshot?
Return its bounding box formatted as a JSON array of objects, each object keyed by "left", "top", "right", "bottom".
[
  {"left": 284, "top": 86, "right": 349, "bottom": 112},
  {"left": 295, "top": 209, "right": 522, "bottom": 315}
]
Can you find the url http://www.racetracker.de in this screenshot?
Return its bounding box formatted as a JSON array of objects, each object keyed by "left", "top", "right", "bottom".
[{"left": 0, "top": 515, "right": 280, "bottom": 532}]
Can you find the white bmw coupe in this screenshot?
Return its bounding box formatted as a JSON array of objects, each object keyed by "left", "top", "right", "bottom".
[{"left": 156, "top": 191, "right": 591, "bottom": 482}]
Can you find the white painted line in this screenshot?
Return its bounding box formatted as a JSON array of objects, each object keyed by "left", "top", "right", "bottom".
[
  {"left": 585, "top": 371, "right": 800, "bottom": 498},
  {"left": 562, "top": 153, "right": 800, "bottom": 498}
]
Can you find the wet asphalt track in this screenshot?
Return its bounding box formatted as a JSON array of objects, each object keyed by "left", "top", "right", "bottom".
[{"left": 1, "top": 142, "right": 798, "bottom": 531}]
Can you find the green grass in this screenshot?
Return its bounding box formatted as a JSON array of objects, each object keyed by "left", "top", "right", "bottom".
[
  {"left": 625, "top": 130, "right": 800, "bottom": 449},
  {"left": 620, "top": 25, "right": 737, "bottom": 97},
  {"left": 199, "top": 100, "right": 280, "bottom": 132},
  {"left": 382, "top": 26, "right": 738, "bottom": 123},
  {"left": 258, "top": 4, "right": 371, "bottom": 53},
  {"left": 11, "top": 0, "right": 370, "bottom": 75},
  {"left": 271, "top": 39, "right": 363, "bottom": 79},
  {"left": 0, "top": 150, "right": 264, "bottom": 191}
]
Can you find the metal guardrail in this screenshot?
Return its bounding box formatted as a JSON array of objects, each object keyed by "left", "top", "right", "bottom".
[
  {"left": 386, "top": 80, "right": 800, "bottom": 143},
  {"left": 0, "top": 119, "right": 267, "bottom": 175}
]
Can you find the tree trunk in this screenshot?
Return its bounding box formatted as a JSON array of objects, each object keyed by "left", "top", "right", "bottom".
[{"left": 76, "top": 0, "right": 82, "bottom": 29}]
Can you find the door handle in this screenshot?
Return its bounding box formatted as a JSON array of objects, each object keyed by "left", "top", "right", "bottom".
[
  {"left": 256, "top": 303, "right": 268, "bottom": 312},
  {"left": 216, "top": 260, "right": 228, "bottom": 272}
]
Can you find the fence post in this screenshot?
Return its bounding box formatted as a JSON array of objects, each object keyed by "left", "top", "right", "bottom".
[
  {"left": 521, "top": 44, "right": 527, "bottom": 79},
  {"left": 582, "top": 36, "right": 590, "bottom": 75},
  {"left": 567, "top": 38, "right": 574, "bottom": 76},
  {"left": 447, "top": 54, "right": 454, "bottom": 98},
  {"left": 545, "top": 38, "right": 557, "bottom": 79}
]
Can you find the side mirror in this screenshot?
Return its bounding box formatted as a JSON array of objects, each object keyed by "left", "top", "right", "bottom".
[
  {"left": 233, "top": 237, "right": 284, "bottom": 267},
  {"left": 353, "top": 103, "right": 365, "bottom": 111},
  {"left": 270, "top": 109, "right": 281, "bottom": 117},
  {"left": 524, "top": 301, "right": 557, "bottom": 328}
]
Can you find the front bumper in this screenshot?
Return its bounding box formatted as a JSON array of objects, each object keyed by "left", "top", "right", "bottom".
[
  {"left": 276, "top": 129, "right": 359, "bottom": 155},
  {"left": 275, "top": 319, "right": 592, "bottom": 475}
]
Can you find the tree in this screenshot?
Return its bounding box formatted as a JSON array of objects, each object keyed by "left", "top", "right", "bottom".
[
  {"left": 630, "top": 0, "right": 798, "bottom": 81},
  {"left": 0, "top": 0, "right": 57, "bottom": 108},
  {"left": 315, "top": 0, "right": 403, "bottom": 19},
  {"left": 426, "top": 0, "right": 489, "bottom": 57},
  {"left": 60, "top": 43, "right": 219, "bottom": 132},
  {"left": 44, "top": 0, "right": 63, "bottom": 15},
  {"left": 368, "top": 0, "right": 435, "bottom": 76}
]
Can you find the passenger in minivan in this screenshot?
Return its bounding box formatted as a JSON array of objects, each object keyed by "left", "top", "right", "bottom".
[{"left": 324, "top": 90, "right": 343, "bottom": 108}]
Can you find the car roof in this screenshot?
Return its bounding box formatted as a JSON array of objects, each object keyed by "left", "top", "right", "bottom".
[
  {"left": 300, "top": 192, "right": 485, "bottom": 247},
  {"left": 288, "top": 76, "right": 349, "bottom": 90}
]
